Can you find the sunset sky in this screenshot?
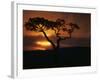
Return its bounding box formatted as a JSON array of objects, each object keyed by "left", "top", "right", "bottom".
[{"left": 23, "top": 10, "right": 91, "bottom": 51}]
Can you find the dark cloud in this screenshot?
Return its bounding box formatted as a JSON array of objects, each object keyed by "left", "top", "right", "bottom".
[
  {"left": 23, "top": 35, "right": 90, "bottom": 50},
  {"left": 61, "top": 37, "right": 90, "bottom": 47}
]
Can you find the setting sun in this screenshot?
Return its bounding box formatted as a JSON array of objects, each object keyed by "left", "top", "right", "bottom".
[{"left": 36, "top": 41, "right": 51, "bottom": 47}]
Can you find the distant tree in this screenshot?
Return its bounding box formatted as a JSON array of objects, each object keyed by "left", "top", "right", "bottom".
[{"left": 25, "top": 17, "right": 80, "bottom": 50}]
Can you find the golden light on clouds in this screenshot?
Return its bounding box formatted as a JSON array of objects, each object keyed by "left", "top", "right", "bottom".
[
  {"left": 32, "top": 47, "right": 46, "bottom": 50},
  {"left": 24, "top": 27, "right": 54, "bottom": 37}
]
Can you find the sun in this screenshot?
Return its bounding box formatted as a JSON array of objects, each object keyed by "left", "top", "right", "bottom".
[
  {"left": 36, "top": 41, "right": 51, "bottom": 47},
  {"left": 35, "top": 41, "right": 52, "bottom": 50}
]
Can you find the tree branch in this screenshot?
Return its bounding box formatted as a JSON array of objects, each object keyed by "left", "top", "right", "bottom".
[
  {"left": 56, "top": 33, "right": 72, "bottom": 49},
  {"left": 42, "top": 30, "right": 56, "bottom": 49}
]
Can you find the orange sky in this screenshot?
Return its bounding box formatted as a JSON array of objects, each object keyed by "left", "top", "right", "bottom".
[{"left": 23, "top": 10, "right": 91, "bottom": 51}]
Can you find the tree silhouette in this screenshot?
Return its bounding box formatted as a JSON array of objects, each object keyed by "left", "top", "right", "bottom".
[{"left": 25, "top": 17, "right": 80, "bottom": 50}]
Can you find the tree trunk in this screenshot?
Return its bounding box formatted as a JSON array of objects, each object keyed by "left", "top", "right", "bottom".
[
  {"left": 42, "top": 30, "right": 56, "bottom": 49},
  {"left": 56, "top": 38, "right": 60, "bottom": 49}
]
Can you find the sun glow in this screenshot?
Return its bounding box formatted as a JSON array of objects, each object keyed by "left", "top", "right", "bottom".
[
  {"left": 24, "top": 27, "right": 54, "bottom": 37},
  {"left": 41, "top": 29, "right": 54, "bottom": 37},
  {"left": 36, "top": 41, "right": 51, "bottom": 47}
]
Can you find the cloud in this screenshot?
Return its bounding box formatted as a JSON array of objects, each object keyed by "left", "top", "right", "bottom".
[{"left": 61, "top": 37, "right": 90, "bottom": 47}]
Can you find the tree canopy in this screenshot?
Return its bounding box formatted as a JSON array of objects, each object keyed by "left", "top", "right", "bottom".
[
  {"left": 25, "top": 17, "right": 80, "bottom": 50},
  {"left": 25, "top": 17, "right": 66, "bottom": 31}
]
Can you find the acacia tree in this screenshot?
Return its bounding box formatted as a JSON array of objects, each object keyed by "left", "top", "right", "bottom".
[{"left": 25, "top": 17, "right": 80, "bottom": 50}]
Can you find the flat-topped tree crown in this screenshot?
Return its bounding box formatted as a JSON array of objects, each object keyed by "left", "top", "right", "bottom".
[{"left": 25, "top": 17, "right": 50, "bottom": 32}]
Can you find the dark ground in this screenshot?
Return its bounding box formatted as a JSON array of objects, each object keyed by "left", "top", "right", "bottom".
[{"left": 23, "top": 47, "right": 91, "bottom": 69}]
